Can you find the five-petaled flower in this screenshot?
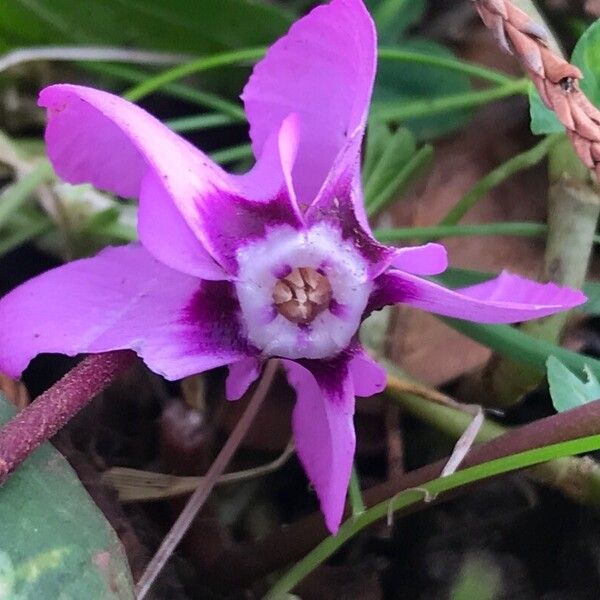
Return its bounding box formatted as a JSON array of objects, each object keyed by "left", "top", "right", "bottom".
[{"left": 0, "top": 0, "right": 586, "bottom": 533}]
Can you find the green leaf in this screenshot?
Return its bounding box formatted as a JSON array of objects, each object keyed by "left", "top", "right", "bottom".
[
  {"left": 362, "top": 121, "right": 393, "bottom": 182},
  {"left": 0, "top": 396, "right": 134, "bottom": 599},
  {"left": 581, "top": 281, "right": 600, "bottom": 314},
  {"left": 528, "top": 83, "right": 563, "bottom": 135},
  {"left": 372, "top": 39, "right": 473, "bottom": 140},
  {"left": 366, "top": 0, "right": 426, "bottom": 43},
  {"left": 364, "top": 127, "right": 416, "bottom": 203},
  {"left": 0, "top": 0, "right": 293, "bottom": 55},
  {"left": 529, "top": 18, "right": 600, "bottom": 134},
  {"left": 547, "top": 356, "right": 600, "bottom": 412}
]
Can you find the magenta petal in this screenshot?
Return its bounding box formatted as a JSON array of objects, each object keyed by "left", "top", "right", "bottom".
[
  {"left": 39, "top": 86, "right": 301, "bottom": 278},
  {"left": 226, "top": 358, "right": 262, "bottom": 401},
  {"left": 284, "top": 358, "right": 355, "bottom": 533},
  {"left": 305, "top": 133, "right": 394, "bottom": 278},
  {"left": 391, "top": 243, "right": 448, "bottom": 275},
  {"left": 39, "top": 84, "right": 229, "bottom": 279},
  {"left": 0, "top": 244, "right": 251, "bottom": 379},
  {"left": 369, "top": 270, "right": 586, "bottom": 323},
  {"left": 348, "top": 349, "right": 386, "bottom": 397},
  {"left": 242, "top": 0, "right": 376, "bottom": 204}
]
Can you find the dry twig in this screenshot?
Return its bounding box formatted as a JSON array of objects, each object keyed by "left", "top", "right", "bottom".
[
  {"left": 472, "top": 0, "right": 600, "bottom": 177},
  {"left": 135, "top": 360, "right": 279, "bottom": 600}
]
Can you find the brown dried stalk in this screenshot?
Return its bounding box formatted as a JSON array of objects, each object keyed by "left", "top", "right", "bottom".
[
  {"left": 472, "top": 0, "right": 600, "bottom": 178},
  {"left": 135, "top": 359, "right": 278, "bottom": 600}
]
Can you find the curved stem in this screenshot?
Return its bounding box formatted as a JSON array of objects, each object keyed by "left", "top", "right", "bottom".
[
  {"left": 372, "top": 78, "right": 530, "bottom": 123},
  {"left": 123, "top": 47, "right": 267, "bottom": 102},
  {"left": 377, "top": 47, "right": 515, "bottom": 85},
  {"left": 439, "top": 133, "right": 562, "bottom": 226},
  {"left": 122, "top": 45, "right": 516, "bottom": 106},
  {"left": 374, "top": 221, "right": 548, "bottom": 242},
  {"left": 0, "top": 351, "right": 135, "bottom": 482},
  {"left": 84, "top": 62, "right": 246, "bottom": 119}
]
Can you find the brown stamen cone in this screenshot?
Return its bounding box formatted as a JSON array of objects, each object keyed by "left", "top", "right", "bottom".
[{"left": 273, "top": 267, "right": 333, "bottom": 325}]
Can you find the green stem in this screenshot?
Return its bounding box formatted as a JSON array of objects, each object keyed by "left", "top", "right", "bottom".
[
  {"left": 439, "top": 134, "right": 561, "bottom": 226},
  {"left": 374, "top": 221, "right": 548, "bottom": 243},
  {"left": 165, "top": 113, "right": 237, "bottom": 133},
  {"left": 115, "top": 45, "right": 515, "bottom": 111},
  {"left": 377, "top": 47, "right": 515, "bottom": 85},
  {"left": 264, "top": 434, "right": 600, "bottom": 598},
  {"left": 348, "top": 466, "right": 365, "bottom": 517},
  {"left": 123, "top": 47, "right": 267, "bottom": 102},
  {"left": 209, "top": 143, "right": 253, "bottom": 165},
  {"left": 372, "top": 78, "right": 529, "bottom": 123},
  {"left": 83, "top": 62, "right": 246, "bottom": 119},
  {"left": 366, "top": 144, "right": 434, "bottom": 217}
]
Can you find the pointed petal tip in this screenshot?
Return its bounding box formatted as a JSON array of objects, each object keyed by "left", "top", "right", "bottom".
[
  {"left": 371, "top": 269, "right": 588, "bottom": 324},
  {"left": 242, "top": 0, "right": 376, "bottom": 202}
]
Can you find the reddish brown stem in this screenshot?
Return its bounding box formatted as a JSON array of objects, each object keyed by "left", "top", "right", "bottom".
[{"left": 0, "top": 350, "right": 135, "bottom": 483}]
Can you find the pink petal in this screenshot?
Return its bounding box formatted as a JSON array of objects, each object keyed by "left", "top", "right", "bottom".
[
  {"left": 369, "top": 270, "right": 586, "bottom": 323},
  {"left": 39, "top": 85, "right": 226, "bottom": 279},
  {"left": 226, "top": 357, "right": 262, "bottom": 401},
  {"left": 0, "top": 244, "right": 252, "bottom": 379},
  {"left": 242, "top": 0, "right": 376, "bottom": 205},
  {"left": 39, "top": 86, "right": 302, "bottom": 278},
  {"left": 391, "top": 243, "right": 448, "bottom": 275},
  {"left": 348, "top": 349, "right": 386, "bottom": 397},
  {"left": 284, "top": 357, "right": 355, "bottom": 534},
  {"left": 305, "top": 132, "right": 394, "bottom": 278}
]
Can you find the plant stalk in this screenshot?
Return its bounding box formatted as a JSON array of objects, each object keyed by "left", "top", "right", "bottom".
[
  {"left": 210, "top": 393, "right": 600, "bottom": 588},
  {"left": 0, "top": 351, "right": 135, "bottom": 483}
]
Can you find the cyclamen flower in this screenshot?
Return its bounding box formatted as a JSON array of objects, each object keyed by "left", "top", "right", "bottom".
[{"left": 0, "top": 0, "right": 585, "bottom": 532}]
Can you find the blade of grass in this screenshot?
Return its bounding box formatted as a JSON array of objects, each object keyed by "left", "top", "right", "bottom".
[
  {"left": 364, "top": 128, "right": 415, "bottom": 203},
  {"left": 443, "top": 318, "right": 600, "bottom": 379},
  {"left": 210, "top": 143, "right": 253, "bottom": 165},
  {"left": 0, "top": 217, "right": 53, "bottom": 257},
  {"left": 366, "top": 144, "right": 434, "bottom": 217},
  {"left": 374, "top": 221, "right": 549, "bottom": 243},
  {"left": 264, "top": 433, "right": 600, "bottom": 598},
  {"left": 165, "top": 113, "right": 237, "bottom": 133},
  {"left": 439, "top": 134, "right": 562, "bottom": 226},
  {"left": 82, "top": 62, "right": 246, "bottom": 120},
  {"left": 348, "top": 465, "right": 365, "bottom": 518},
  {"left": 377, "top": 47, "right": 516, "bottom": 86},
  {"left": 123, "top": 47, "right": 267, "bottom": 102},
  {"left": 372, "top": 78, "right": 530, "bottom": 123}
]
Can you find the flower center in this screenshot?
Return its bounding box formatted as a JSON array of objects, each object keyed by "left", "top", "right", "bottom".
[{"left": 272, "top": 267, "right": 332, "bottom": 325}]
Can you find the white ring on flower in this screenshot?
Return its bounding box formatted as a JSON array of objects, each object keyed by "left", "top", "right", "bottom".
[{"left": 235, "top": 223, "right": 373, "bottom": 359}]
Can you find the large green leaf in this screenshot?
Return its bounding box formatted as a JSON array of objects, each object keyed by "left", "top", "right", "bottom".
[
  {"left": 0, "top": 396, "right": 134, "bottom": 599},
  {"left": 0, "top": 0, "right": 293, "bottom": 54},
  {"left": 529, "top": 18, "right": 600, "bottom": 134}
]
